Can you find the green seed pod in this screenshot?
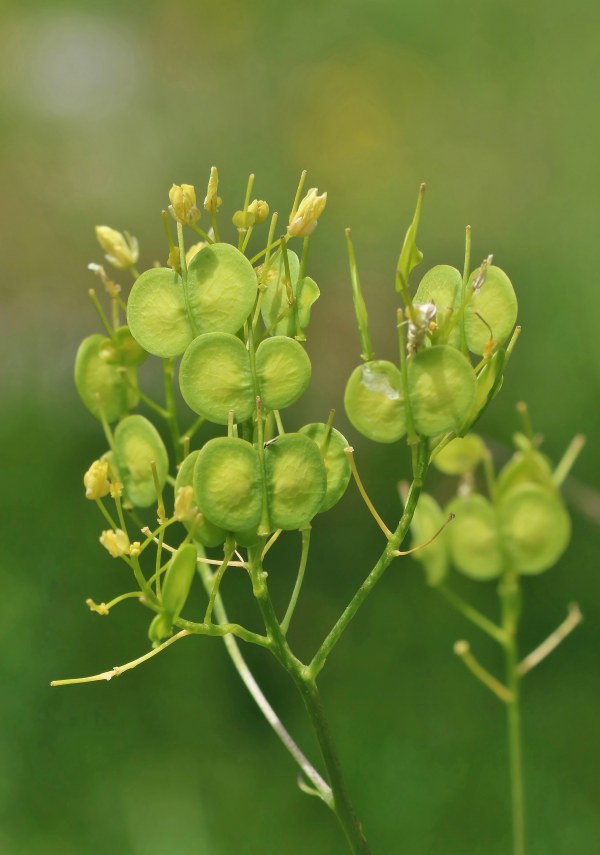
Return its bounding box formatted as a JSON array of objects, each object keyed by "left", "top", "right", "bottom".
[
  {"left": 233, "top": 527, "right": 260, "bottom": 547},
  {"left": 433, "top": 434, "right": 486, "bottom": 475},
  {"left": 497, "top": 483, "right": 571, "bottom": 575},
  {"left": 185, "top": 243, "right": 257, "bottom": 336},
  {"left": 464, "top": 265, "right": 517, "bottom": 355},
  {"left": 260, "top": 249, "right": 301, "bottom": 335},
  {"left": 344, "top": 360, "right": 406, "bottom": 443},
  {"left": 174, "top": 451, "right": 226, "bottom": 547},
  {"left": 446, "top": 493, "right": 503, "bottom": 580},
  {"left": 408, "top": 345, "right": 476, "bottom": 437},
  {"left": 298, "top": 423, "right": 351, "bottom": 512},
  {"left": 75, "top": 334, "right": 138, "bottom": 422},
  {"left": 127, "top": 267, "right": 193, "bottom": 358},
  {"left": 255, "top": 336, "right": 311, "bottom": 411},
  {"left": 113, "top": 415, "right": 169, "bottom": 508},
  {"left": 179, "top": 333, "right": 254, "bottom": 424},
  {"left": 296, "top": 277, "right": 320, "bottom": 335},
  {"left": 113, "top": 326, "right": 148, "bottom": 366},
  {"left": 458, "top": 350, "right": 504, "bottom": 434},
  {"left": 148, "top": 612, "right": 173, "bottom": 646},
  {"left": 495, "top": 449, "right": 556, "bottom": 499},
  {"left": 194, "top": 437, "right": 263, "bottom": 532},
  {"left": 409, "top": 493, "right": 449, "bottom": 586},
  {"left": 264, "top": 434, "right": 327, "bottom": 530},
  {"left": 160, "top": 542, "right": 198, "bottom": 619},
  {"left": 413, "top": 265, "right": 461, "bottom": 346}
]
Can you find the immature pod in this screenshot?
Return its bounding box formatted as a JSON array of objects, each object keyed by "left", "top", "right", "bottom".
[
  {"left": 495, "top": 449, "right": 556, "bottom": 499},
  {"left": 409, "top": 493, "right": 449, "bottom": 586},
  {"left": 174, "top": 451, "right": 226, "bottom": 547},
  {"left": 463, "top": 265, "right": 517, "bottom": 355},
  {"left": 75, "top": 334, "right": 138, "bottom": 422},
  {"left": 298, "top": 423, "right": 352, "bottom": 512},
  {"left": 344, "top": 360, "right": 407, "bottom": 443},
  {"left": 264, "top": 433, "right": 327, "bottom": 529},
  {"left": 99, "top": 326, "right": 148, "bottom": 367},
  {"left": 407, "top": 345, "right": 476, "bottom": 437},
  {"left": 113, "top": 415, "right": 169, "bottom": 507},
  {"left": 413, "top": 265, "right": 462, "bottom": 346},
  {"left": 149, "top": 543, "right": 198, "bottom": 644},
  {"left": 432, "top": 434, "right": 486, "bottom": 476},
  {"left": 446, "top": 493, "right": 503, "bottom": 580},
  {"left": 458, "top": 350, "right": 504, "bottom": 434},
  {"left": 260, "top": 249, "right": 320, "bottom": 338}
]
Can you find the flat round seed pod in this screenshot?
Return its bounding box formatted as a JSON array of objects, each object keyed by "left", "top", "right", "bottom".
[
  {"left": 113, "top": 326, "right": 148, "bottom": 366},
  {"left": 260, "top": 249, "right": 300, "bottom": 335},
  {"left": 234, "top": 527, "right": 260, "bottom": 547},
  {"left": 264, "top": 433, "right": 326, "bottom": 530},
  {"left": 174, "top": 451, "right": 226, "bottom": 547},
  {"left": 433, "top": 434, "right": 486, "bottom": 475},
  {"left": 160, "top": 543, "right": 198, "bottom": 618},
  {"left": 410, "top": 493, "right": 449, "bottom": 586},
  {"left": 194, "top": 437, "right": 263, "bottom": 532},
  {"left": 75, "top": 334, "right": 134, "bottom": 422},
  {"left": 185, "top": 243, "right": 257, "bottom": 335},
  {"left": 495, "top": 450, "right": 555, "bottom": 499},
  {"left": 113, "top": 415, "right": 169, "bottom": 508},
  {"left": 446, "top": 493, "right": 503, "bottom": 580},
  {"left": 458, "top": 351, "right": 503, "bottom": 433},
  {"left": 408, "top": 345, "right": 476, "bottom": 437},
  {"left": 344, "top": 361, "right": 407, "bottom": 443},
  {"left": 298, "top": 423, "right": 351, "bottom": 512},
  {"left": 296, "top": 277, "right": 320, "bottom": 334},
  {"left": 127, "top": 267, "right": 193, "bottom": 358},
  {"left": 179, "top": 333, "right": 254, "bottom": 424},
  {"left": 414, "top": 265, "right": 462, "bottom": 346},
  {"left": 255, "top": 336, "right": 311, "bottom": 411},
  {"left": 464, "top": 265, "right": 517, "bottom": 355},
  {"left": 497, "top": 483, "right": 571, "bottom": 575}
]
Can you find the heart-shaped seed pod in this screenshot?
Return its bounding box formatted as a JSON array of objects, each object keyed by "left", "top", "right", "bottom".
[
  {"left": 298, "top": 423, "right": 352, "bottom": 512},
  {"left": 446, "top": 493, "right": 503, "bottom": 580},
  {"left": 113, "top": 415, "right": 169, "bottom": 508},
  {"left": 254, "top": 336, "right": 312, "bottom": 411},
  {"left": 260, "top": 248, "right": 300, "bottom": 335},
  {"left": 344, "top": 360, "right": 407, "bottom": 443},
  {"left": 264, "top": 433, "right": 327, "bottom": 530},
  {"left": 496, "top": 483, "right": 571, "bottom": 575},
  {"left": 194, "top": 437, "right": 263, "bottom": 532},
  {"left": 408, "top": 345, "right": 476, "bottom": 437},
  {"left": 495, "top": 449, "right": 556, "bottom": 499},
  {"left": 413, "top": 265, "right": 462, "bottom": 346},
  {"left": 458, "top": 350, "right": 504, "bottom": 434},
  {"left": 127, "top": 244, "right": 257, "bottom": 358},
  {"left": 75, "top": 334, "right": 138, "bottom": 422},
  {"left": 464, "top": 265, "right": 517, "bottom": 355},
  {"left": 148, "top": 543, "right": 198, "bottom": 644},
  {"left": 432, "top": 434, "right": 486, "bottom": 475},
  {"left": 409, "top": 492, "right": 449, "bottom": 586},
  {"left": 174, "top": 450, "right": 226, "bottom": 547}
]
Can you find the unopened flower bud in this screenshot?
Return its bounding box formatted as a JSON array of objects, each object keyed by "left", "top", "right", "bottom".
[
  {"left": 248, "top": 199, "right": 269, "bottom": 224},
  {"left": 168, "top": 183, "right": 201, "bottom": 225},
  {"left": 288, "top": 188, "right": 327, "bottom": 238},
  {"left": 166, "top": 245, "right": 181, "bottom": 272},
  {"left": 174, "top": 486, "right": 197, "bottom": 521},
  {"left": 95, "top": 226, "right": 139, "bottom": 270},
  {"left": 129, "top": 541, "right": 142, "bottom": 557},
  {"left": 204, "top": 166, "right": 222, "bottom": 213},
  {"left": 84, "top": 460, "right": 111, "bottom": 499},
  {"left": 232, "top": 210, "right": 255, "bottom": 233},
  {"left": 99, "top": 529, "right": 130, "bottom": 558}
]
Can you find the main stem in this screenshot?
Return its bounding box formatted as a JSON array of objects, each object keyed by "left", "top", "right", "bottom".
[{"left": 500, "top": 572, "right": 526, "bottom": 855}]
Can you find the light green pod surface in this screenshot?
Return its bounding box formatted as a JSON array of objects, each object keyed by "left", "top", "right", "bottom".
[
  {"left": 161, "top": 543, "right": 198, "bottom": 618},
  {"left": 296, "top": 277, "right": 320, "bottom": 334},
  {"left": 264, "top": 434, "right": 327, "bottom": 530},
  {"left": 497, "top": 483, "right": 571, "bottom": 575},
  {"left": 174, "top": 451, "right": 226, "bottom": 547},
  {"left": 194, "top": 437, "right": 263, "bottom": 532},
  {"left": 344, "top": 360, "right": 406, "bottom": 443},
  {"left": 127, "top": 267, "right": 192, "bottom": 358},
  {"left": 464, "top": 265, "right": 517, "bottom": 355},
  {"left": 98, "top": 326, "right": 147, "bottom": 367},
  {"left": 260, "top": 249, "right": 300, "bottom": 335},
  {"left": 186, "top": 243, "right": 257, "bottom": 335},
  {"left": 255, "top": 336, "right": 311, "bottom": 411},
  {"left": 414, "top": 265, "right": 462, "bottom": 346},
  {"left": 113, "top": 415, "right": 169, "bottom": 507},
  {"left": 433, "top": 434, "right": 486, "bottom": 475},
  {"left": 179, "top": 333, "right": 254, "bottom": 424},
  {"left": 446, "top": 493, "right": 503, "bottom": 580},
  {"left": 410, "top": 493, "right": 449, "bottom": 586},
  {"left": 408, "top": 345, "right": 476, "bottom": 437},
  {"left": 495, "top": 450, "right": 555, "bottom": 499},
  {"left": 298, "top": 423, "right": 352, "bottom": 512},
  {"left": 458, "top": 351, "right": 504, "bottom": 434},
  {"left": 75, "top": 334, "right": 137, "bottom": 422}
]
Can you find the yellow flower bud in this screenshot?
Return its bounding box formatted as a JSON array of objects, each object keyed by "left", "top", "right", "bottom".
[
  {"left": 168, "top": 183, "right": 201, "bottom": 225},
  {"left": 174, "top": 485, "right": 197, "bottom": 521},
  {"left": 287, "top": 188, "right": 327, "bottom": 238},
  {"left": 248, "top": 199, "right": 269, "bottom": 224},
  {"left": 186, "top": 241, "right": 208, "bottom": 265},
  {"left": 166, "top": 245, "right": 181, "bottom": 272},
  {"left": 95, "top": 226, "right": 139, "bottom": 270},
  {"left": 99, "top": 529, "right": 130, "bottom": 558},
  {"left": 83, "top": 460, "right": 111, "bottom": 500},
  {"left": 204, "top": 166, "right": 222, "bottom": 213},
  {"left": 232, "top": 210, "right": 255, "bottom": 233}
]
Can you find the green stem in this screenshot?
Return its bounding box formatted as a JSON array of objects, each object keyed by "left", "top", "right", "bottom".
[
  {"left": 281, "top": 527, "right": 311, "bottom": 635},
  {"left": 500, "top": 572, "right": 526, "bottom": 855},
  {"left": 162, "top": 358, "right": 182, "bottom": 462},
  {"left": 438, "top": 583, "right": 507, "bottom": 645}
]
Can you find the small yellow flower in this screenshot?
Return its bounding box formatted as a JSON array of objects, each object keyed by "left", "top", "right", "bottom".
[
  {"left": 204, "top": 166, "right": 222, "bottom": 213},
  {"left": 99, "top": 529, "right": 131, "bottom": 558},
  {"left": 174, "top": 486, "right": 197, "bottom": 521},
  {"left": 169, "top": 183, "right": 201, "bottom": 225},
  {"left": 248, "top": 199, "right": 269, "bottom": 224},
  {"left": 287, "top": 188, "right": 327, "bottom": 238},
  {"left": 95, "top": 226, "right": 139, "bottom": 270},
  {"left": 83, "top": 460, "right": 111, "bottom": 500}
]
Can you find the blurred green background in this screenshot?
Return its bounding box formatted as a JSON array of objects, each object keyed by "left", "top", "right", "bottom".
[{"left": 1, "top": 1, "right": 599, "bottom": 852}]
